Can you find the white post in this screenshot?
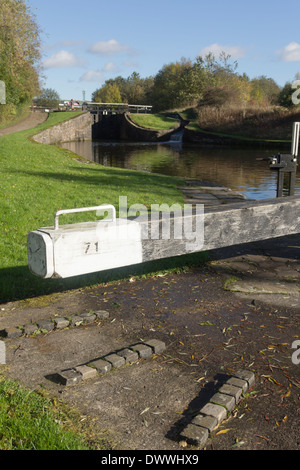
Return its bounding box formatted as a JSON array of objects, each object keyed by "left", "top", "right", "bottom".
[
  {"left": 0, "top": 341, "right": 5, "bottom": 365},
  {"left": 291, "top": 122, "right": 300, "bottom": 157}
]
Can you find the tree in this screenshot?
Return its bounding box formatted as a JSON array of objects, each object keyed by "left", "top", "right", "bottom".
[
  {"left": 93, "top": 83, "right": 122, "bottom": 103},
  {"left": 250, "top": 76, "right": 280, "bottom": 106},
  {"left": 277, "top": 82, "right": 295, "bottom": 108},
  {"left": 35, "top": 88, "right": 60, "bottom": 108},
  {"left": 0, "top": 0, "right": 41, "bottom": 121}
]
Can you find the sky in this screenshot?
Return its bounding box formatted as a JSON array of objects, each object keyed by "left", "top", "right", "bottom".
[{"left": 27, "top": 0, "right": 300, "bottom": 101}]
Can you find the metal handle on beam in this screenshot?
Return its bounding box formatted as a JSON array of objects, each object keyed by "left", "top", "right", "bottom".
[{"left": 54, "top": 204, "right": 116, "bottom": 230}]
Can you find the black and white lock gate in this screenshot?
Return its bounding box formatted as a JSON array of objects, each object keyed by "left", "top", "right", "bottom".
[{"left": 27, "top": 197, "right": 300, "bottom": 279}]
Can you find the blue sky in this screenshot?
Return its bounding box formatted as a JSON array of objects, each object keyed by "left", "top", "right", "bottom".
[{"left": 28, "top": 0, "right": 300, "bottom": 101}]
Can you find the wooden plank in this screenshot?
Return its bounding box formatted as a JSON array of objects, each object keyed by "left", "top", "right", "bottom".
[{"left": 27, "top": 196, "right": 300, "bottom": 279}]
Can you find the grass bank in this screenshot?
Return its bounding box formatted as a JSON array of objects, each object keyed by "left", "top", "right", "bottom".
[
  {"left": 0, "top": 111, "right": 209, "bottom": 303},
  {"left": 129, "top": 113, "right": 179, "bottom": 130},
  {"left": 0, "top": 375, "right": 109, "bottom": 449},
  {"left": 179, "top": 106, "right": 297, "bottom": 143}
]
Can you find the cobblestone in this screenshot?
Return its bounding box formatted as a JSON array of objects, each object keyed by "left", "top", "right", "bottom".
[
  {"left": 117, "top": 348, "right": 139, "bottom": 364},
  {"left": 88, "top": 358, "right": 112, "bottom": 374},
  {"left": 53, "top": 317, "right": 70, "bottom": 329},
  {"left": 209, "top": 392, "right": 235, "bottom": 412},
  {"left": 52, "top": 339, "right": 166, "bottom": 385},
  {"left": 104, "top": 353, "right": 126, "bottom": 368},
  {"left": 0, "top": 327, "right": 23, "bottom": 338},
  {"left": 57, "top": 369, "right": 82, "bottom": 386},
  {"left": 23, "top": 324, "right": 39, "bottom": 336},
  {"left": 144, "top": 339, "right": 166, "bottom": 354},
  {"left": 75, "top": 365, "right": 98, "bottom": 380},
  {"left": 37, "top": 320, "right": 54, "bottom": 332},
  {"left": 179, "top": 370, "right": 255, "bottom": 448},
  {"left": 0, "top": 309, "right": 110, "bottom": 339},
  {"left": 191, "top": 414, "right": 218, "bottom": 433},
  {"left": 219, "top": 383, "right": 243, "bottom": 404},
  {"left": 181, "top": 424, "right": 209, "bottom": 448},
  {"left": 131, "top": 343, "right": 153, "bottom": 358}
]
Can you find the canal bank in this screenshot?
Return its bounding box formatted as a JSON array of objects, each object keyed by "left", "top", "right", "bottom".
[{"left": 0, "top": 110, "right": 299, "bottom": 451}]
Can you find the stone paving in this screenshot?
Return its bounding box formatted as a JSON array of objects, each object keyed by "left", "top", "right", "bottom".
[
  {"left": 0, "top": 309, "right": 110, "bottom": 339},
  {"left": 180, "top": 370, "right": 255, "bottom": 448},
  {"left": 180, "top": 179, "right": 248, "bottom": 207},
  {"left": 54, "top": 338, "right": 166, "bottom": 386}
]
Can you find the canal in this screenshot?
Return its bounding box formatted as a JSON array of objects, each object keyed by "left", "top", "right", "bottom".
[{"left": 59, "top": 140, "right": 300, "bottom": 200}]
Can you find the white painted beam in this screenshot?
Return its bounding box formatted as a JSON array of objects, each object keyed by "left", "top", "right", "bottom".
[{"left": 27, "top": 196, "right": 300, "bottom": 279}]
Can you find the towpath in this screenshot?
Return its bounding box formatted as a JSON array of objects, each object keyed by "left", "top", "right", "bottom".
[{"left": 0, "top": 111, "right": 48, "bottom": 137}]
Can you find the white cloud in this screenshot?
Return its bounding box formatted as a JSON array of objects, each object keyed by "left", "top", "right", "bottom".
[
  {"left": 102, "top": 61, "right": 119, "bottom": 72},
  {"left": 42, "top": 50, "right": 86, "bottom": 69},
  {"left": 123, "top": 60, "right": 139, "bottom": 68},
  {"left": 89, "top": 39, "right": 130, "bottom": 56},
  {"left": 279, "top": 42, "right": 300, "bottom": 62},
  {"left": 80, "top": 70, "right": 103, "bottom": 82},
  {"left": 199, "top": 43, "right": 246, "bottom": 59}
]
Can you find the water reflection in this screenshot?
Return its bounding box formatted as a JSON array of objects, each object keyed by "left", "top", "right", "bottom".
[{"left": 60, "top": 140, "right": 300, "bottom": 200}]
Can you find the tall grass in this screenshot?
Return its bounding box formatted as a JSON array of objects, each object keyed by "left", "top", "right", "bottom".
[{"left": 195, "top": 104, "right": 300, "bottom": 140}]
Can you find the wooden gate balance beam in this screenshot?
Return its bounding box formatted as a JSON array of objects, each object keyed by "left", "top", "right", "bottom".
[{"left": 27, "top": 196, "right": 300, "bottom": 279}]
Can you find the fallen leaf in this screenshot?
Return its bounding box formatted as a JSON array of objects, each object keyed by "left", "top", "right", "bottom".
[{"left": 216, "top": 429, "right": 231, "bottom": 435}]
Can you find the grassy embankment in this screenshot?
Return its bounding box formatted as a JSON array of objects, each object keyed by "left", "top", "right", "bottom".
[
  {"left": 129, "top": 113, "right": 179, "bottom": 130},
  {"left": 0, "top": 376, "right": 109, "bottom": 450},
  {"left": 178, "top": 106, "right": 298, "bottom": 144},
  {"left": 0, "top": 111, "right": 212, "bottom": 304}
]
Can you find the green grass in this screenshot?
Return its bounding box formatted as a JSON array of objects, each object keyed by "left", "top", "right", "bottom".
[
  {"left": 0, "top": 111, "right": 198, "bottom": 303},
  {"left": 0, "top": 376, "right": 107, "bottom": 450},
  {"left": 129, "top": 113, "right": 179, "bottom": 130}
]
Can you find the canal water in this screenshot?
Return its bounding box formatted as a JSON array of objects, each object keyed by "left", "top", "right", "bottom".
[{"left": 59, "top": 140, "right": 300, "bottom": 200}]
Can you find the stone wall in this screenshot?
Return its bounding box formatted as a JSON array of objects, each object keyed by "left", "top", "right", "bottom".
[
  {"left": 33, "top": 111, "right": 180, "bottom": 145},
  {"left": 33, "top": 112, "right": 93, "bottom": 144}
]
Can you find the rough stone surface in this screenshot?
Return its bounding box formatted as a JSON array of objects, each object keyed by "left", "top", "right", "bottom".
[
  {"left": 80, "top": 312, "right": 96, "bottom": 323},
  {"left": 234, "top": 370, "right": 255, "bottom": 387},
  {"left": 75, "top": 365, "right": 98, "bottom": 380},
  {"left": 191, "top": 414, "right": 218, "bottom": 433},
  {"left": 200, "top": 403, "right": 227, "bottom": 424},
  {"left": 144, "top": 339, "right": 166, "bottom": 354},
  {"left": 180, "top": 424, "right": 209, "bottom": 448},
  {"left": 57, "top": 369, "right": 82, "bottom": 386},
  {"left": 70, "top": 315, "right": 83, "bottom": 326},
  {"left": 0, "top": 327, "right": 22, "bottom": 338},
  {"left": 94, "top": 310, "right": 110, "bottom": 320},
  {"left": 131, "top": 343, "right": 153, "bottom": 358},
  {"left": 33, "top": 112, "right": 93, "bottom": 144},
  {"left": 117, "top": 348, "right": 139, "bottom": 363},
  {"left": 23, "top": 324, "right": 38, "bottom": 335},
  {"left": 88, "top": 358, "right": 112, "bottom": 374},
  {"left": 37, "top": 320, "right": 54, "bottom": 332},
  {"left": 54, "top": 317, "right": 70, "bottom": 329},
  {"left": 226, "top": 377, "right": 248, "bottom": 392},
  {"left": 103, "top": 353, "right": 126, "bottom": 368},
  {"left": 210, "top": 392, "right": 235, "bottom": 412},
  {"left": 218, "top": 383, "right": 243, "bottom": 404}
]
